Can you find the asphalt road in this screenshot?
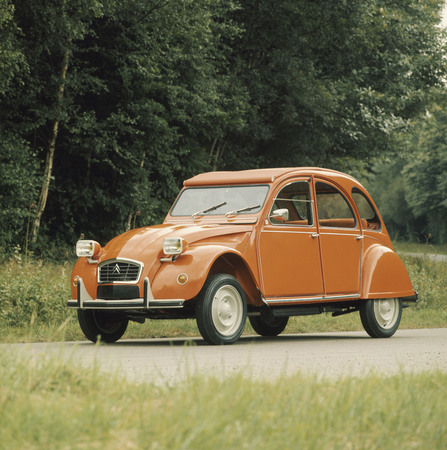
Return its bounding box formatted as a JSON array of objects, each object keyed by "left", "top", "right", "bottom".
[
  {"left": 399, "top": 252, "right": 447, "bottom": 263},
  {"left": 3, "top": 328, "right": 446, "bottom": 384}
]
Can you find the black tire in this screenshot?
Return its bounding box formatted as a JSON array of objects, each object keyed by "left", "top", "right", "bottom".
[
  {"left": 196, "top": 274, "right": 247, "bottom": 345},
  {"left": 77, "top": 310, "right": 128, "bottom": 343},
  {"left": 359, "top": 298, "right": 402, "bottom": 338},
  {"left": 249, "top": 315, "right": 289, "bottom": 336}
]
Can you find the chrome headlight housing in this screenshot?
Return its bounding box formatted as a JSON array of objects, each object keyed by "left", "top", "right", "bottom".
[
  {"left": 163, "top": 237, "right": 188, "bottom": 255},
  {"left": 76, "top": 240, "right": 101, "bottom": 259}
]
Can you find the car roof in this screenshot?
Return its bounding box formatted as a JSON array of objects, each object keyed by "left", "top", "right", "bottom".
[{"left": 184, "top": 167, "right": 359, "bottom": 186}]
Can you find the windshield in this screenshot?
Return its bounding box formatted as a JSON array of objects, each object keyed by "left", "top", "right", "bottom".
[{"left": 170, "top": 185, "right": 270, "bottom": 217}]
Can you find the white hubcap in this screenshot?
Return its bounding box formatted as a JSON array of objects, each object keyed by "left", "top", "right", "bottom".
[
  {"left": 374, "top": 299, "right": 400, "bottom": 329},
  {"left": 211, "top": 285, "right": 243, "bottom": 336}
]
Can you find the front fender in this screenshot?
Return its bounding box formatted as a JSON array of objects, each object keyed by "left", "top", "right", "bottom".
[
  {"left": 361, "top": 244, "right": 415, "bottom": 299},
  {"left": 70, "top": 258, "right": 97, "bottom": 300},
  {"left": 150, "top": 245, "right": 246, "bottom": 301}
]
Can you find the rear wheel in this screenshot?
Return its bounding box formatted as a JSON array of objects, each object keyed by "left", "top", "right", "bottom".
[
  {"left": 359, "top": 298, "right": 402, "bottom": 338},
  {"left": 77, "top": 310, "right": 128, "bottom": 343},
  {"left": 249, "top": 315, "right": 289, "bottom": 336},
  {"left": 196, "top": 274, "right": 247, "bottom": 345}
]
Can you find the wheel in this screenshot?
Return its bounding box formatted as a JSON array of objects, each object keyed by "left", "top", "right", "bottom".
[
  {"left": 77, "top": 310, "right": 128, "bottom": 343},
  {"left": 249, "top": 315, "right": 289, "bottom": 336},
  {"left": 359, "top": 298, "right": 402, "bottom": 338},
  {"left": 196, "top": 274, "right": 247, "bottom": 345}
]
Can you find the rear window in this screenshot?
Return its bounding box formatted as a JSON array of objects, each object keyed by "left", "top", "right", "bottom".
[{"left": 352, "top": 188, "right": 381, "bottom": 231}]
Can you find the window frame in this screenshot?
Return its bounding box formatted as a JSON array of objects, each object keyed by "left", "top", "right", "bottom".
[
  {"left": 268, "top": 180, "right": 314, "bottom": 227},
  {"left": 351, "top": 187, "right": 382, "bottom": 232},
  {"left": 315, "top": 181, "right": 358, "bottom": 229}
]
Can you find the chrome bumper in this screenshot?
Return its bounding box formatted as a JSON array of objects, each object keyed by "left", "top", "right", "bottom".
[{"left": 67, "top": 278, "right": 185, "bottom": 310}]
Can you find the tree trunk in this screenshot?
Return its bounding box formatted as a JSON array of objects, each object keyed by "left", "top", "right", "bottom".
[
  {"left": 209, "top": 137, "right": 226, "bottom": 171},
  {"left": 31, "top": 48, "right": 70, "bottom": 243},
  {"left": 126, "top": 152, "right": 146, "bottom": 231}
]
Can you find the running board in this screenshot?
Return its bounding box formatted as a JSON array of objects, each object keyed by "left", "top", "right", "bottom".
[{"left": 270, "top": 305, "right": 324, "bottom": 317}]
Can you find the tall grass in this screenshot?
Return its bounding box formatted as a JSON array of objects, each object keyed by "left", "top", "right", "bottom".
[
  {"left": 399, "top": 253, "right": 447, "bottom": 329},
  {"left": 0, "top": 243, "right": 446, "bottom": 343},
  {"left": 0, "top": 258, "right": 76, "bottom": 341},
  {"left": 0, "top": 350, "right": 445, "bottom": 449}
]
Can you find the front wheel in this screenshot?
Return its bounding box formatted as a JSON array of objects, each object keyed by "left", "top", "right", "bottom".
[
  {"left": 196, "top": 274, "right": 247, "bottom": 345},
  {"left": 359, "top": 298, "right": 402, "bottom": 338},
  {"left": 77, "top": 310, "right": 128, "bottom": 343}
]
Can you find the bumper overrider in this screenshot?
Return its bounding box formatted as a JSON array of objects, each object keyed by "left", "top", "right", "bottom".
[{"left": 67, "top": 277, "right": 185, "bottom": 310}]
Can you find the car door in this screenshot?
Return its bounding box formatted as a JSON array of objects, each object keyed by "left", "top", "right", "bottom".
[
  {"left": 258, "top": 179, "right": 324, "bottom": 299},
  {"left": 314, "top": 180, "right": 362, "bottom": 296}
]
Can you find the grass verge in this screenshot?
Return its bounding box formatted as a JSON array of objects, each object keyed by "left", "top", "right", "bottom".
[
  {"left": 0, "top": 243, "right": 446, "bottom": 343},
  {"left": 0, "top": 350, "right": 445, "bottom": 449}
]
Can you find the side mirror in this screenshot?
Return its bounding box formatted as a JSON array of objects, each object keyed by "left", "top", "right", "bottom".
[{"left": 270, "top": 208, "right": 289, "bottom": 222}]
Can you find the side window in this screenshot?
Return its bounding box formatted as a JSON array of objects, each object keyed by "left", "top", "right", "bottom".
[
  {"left": 352, "top": 188, "right": 381, "bottom": 231},
  {"left": 316, "top": 182, "right": 356, "bottom": 228},
  {"left": 269, "top": 181, "right": 313, "bottom": 226}
]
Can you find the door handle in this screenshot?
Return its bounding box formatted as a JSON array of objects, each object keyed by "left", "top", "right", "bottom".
[
  {"left": 356, "top": 235, "right": 364, "bottom": 240},
  {"left": 311, "top": 232, "right": 319, "bottom": 239}
]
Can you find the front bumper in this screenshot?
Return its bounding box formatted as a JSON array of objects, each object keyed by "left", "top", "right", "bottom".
[{"left": 67, "top": 277, "right": 185, "bottom": 310}]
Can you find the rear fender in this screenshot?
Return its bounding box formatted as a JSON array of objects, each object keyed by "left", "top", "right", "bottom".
[{"left": 361, "top": 244, "right": 415, "bottom": 299}]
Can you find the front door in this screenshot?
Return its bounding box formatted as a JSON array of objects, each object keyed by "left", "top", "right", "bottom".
[{"left": 258, "top": 180, "right": 324, "bottom": 299}]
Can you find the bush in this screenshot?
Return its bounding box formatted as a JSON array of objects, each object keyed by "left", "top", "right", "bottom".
[{"left": 0, "top": 259, "right": 72, "bottom": 327}]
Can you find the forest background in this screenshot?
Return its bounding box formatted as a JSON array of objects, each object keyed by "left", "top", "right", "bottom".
[{"left": 1, "top": 0, "right": 447, "bottom": 258}]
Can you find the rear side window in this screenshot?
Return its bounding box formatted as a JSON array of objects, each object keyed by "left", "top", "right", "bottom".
[
  {"left": 316, "top": 182, "right": 356, "bottom": 228},
  {"left": 352, "top": 188, "right": 381, "bottom": 231}
]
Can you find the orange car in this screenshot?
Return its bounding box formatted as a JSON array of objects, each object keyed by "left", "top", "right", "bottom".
[{"left": 69, "top": 167, "right": 417, "bottom": 344}]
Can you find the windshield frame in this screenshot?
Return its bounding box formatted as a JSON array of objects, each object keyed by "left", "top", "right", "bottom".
[{"left": 169, "top": 184, "right": 271, "bottom": 218}]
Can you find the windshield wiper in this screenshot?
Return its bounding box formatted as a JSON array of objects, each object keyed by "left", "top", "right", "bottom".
[
  {"left": 225, "top": 204, "right": 261, "bottom": 217},
  {"left": 191, "top": 201, "right": 227, "bottom": 218}
]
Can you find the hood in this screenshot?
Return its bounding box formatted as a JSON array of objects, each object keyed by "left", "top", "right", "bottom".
[{"left": 99, "top": 223, "right": 254, "bottom": 262}]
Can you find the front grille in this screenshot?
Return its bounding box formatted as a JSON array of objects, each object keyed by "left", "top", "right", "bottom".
[{"left": 98, "top": 259, "right": 143, "bottom": 284}]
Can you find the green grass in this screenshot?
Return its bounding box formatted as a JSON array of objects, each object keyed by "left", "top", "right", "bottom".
[
  {"left": 0, "top": 350, "right": 445, "bottom": 449},
  {"left": 0, "top": 242, "right": 446, "bottom": 343}
]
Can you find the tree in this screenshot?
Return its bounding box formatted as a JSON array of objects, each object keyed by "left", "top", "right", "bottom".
[
  {"left": 8, "top": 0, "right": 104, "bottom": 243},
  {"left": 40, "top": 0, "right": 245, "bottom": 243},
  {"left": 218, "top": 0, "right": 446, "bottom": 170},
  {"left": 403, "top": 101, "right": 447, "bottom": 244},
  {"left": 0, "top": 0, "right": 445, "bottom": 251},
  {"left": 0, "top": 0, "right": 38, "bottom": 252}
]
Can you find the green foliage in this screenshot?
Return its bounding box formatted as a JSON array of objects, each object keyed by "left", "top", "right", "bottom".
[
  {"left": 222, "top": 0, "right": 446, "bottom": 169},
  {"left": 0, "top": 0, "right": 26, "bottom": 94},
  {"left": 0, "top": 132, "right": 38, "bottom": 252},
  {"left": 402, "top": 254, "right": 447, "bottom": 313},
  {"left": 0, "top": 259, "right": 72, "bottom": 327},
  {"left": 403, "top": 103, "right": 447, "bottom": 244},
  {"left": 0, "top": 350, "right": 446, "bottom": 448},
  {"left": 363, "top": 97, "right": 447, "bottom": 244},
  {"left": 0, "top": 0, "right": 445, "bottom": 248}
]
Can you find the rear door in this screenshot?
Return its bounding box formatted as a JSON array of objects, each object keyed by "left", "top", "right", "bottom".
[{"left": 314, "top": 180, "right": 362, "bottom": 296}]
